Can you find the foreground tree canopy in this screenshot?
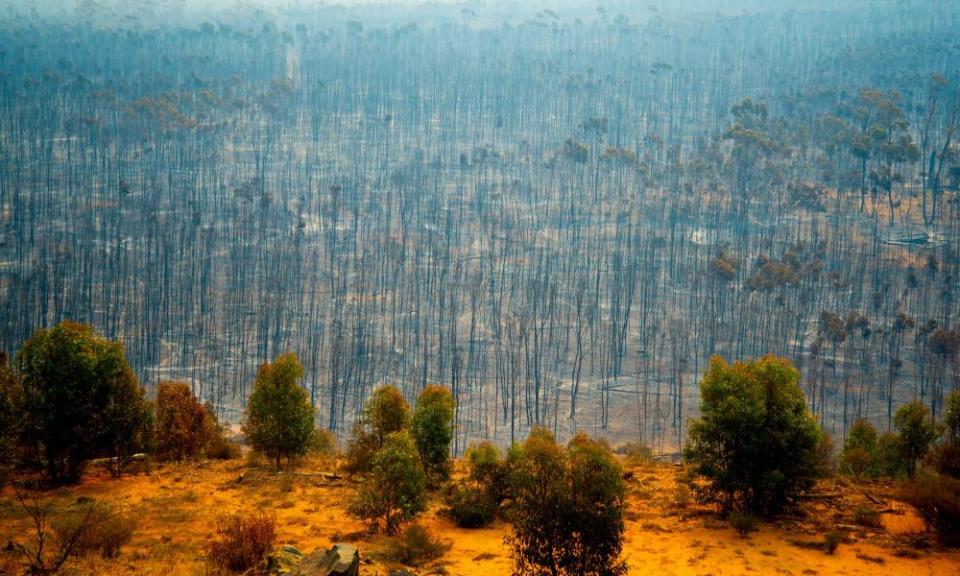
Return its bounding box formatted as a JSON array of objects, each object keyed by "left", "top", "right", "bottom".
[
  {"left": 684, "top": 355, "right": 822, "bottom": 516},
  {"left": 15, "top": 321, "right": 152, "bottom": 483},
  {"left": 508, "top": 428, "right": 627, "bottom": 576},
  {"left": 243, "top": 353, "right": 316, "bottom": 469}
]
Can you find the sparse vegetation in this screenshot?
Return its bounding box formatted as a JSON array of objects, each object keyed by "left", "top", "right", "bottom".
[
  {"left": 446, "top": 483, "right": 497, "bottom": 528},
  {"left": 384, "top": 523, "right": 450, "bottom": 567},
  {"left": 207, "top": 512, "right": 277, "bottom": 574},
  {"left": 823, "top": 530, "right": 842, "bottom": 554},
  {"left": 902, "top": 470, "right": 960, "bottom": 546},
  {"left": 51, "top": 502, "right": 136, "bottom": 559},
  {"left": 729, "top": 511, "right": 758, "bottom": 538}
]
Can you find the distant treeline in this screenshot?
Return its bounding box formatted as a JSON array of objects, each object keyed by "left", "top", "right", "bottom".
[{"left": 0, "top": 2, "right": 958, "bottom": 452}]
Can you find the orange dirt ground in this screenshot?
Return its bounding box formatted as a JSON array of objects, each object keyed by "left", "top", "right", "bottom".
[{"left": 1, "top": 455, "right": 958, "bottom": 576}]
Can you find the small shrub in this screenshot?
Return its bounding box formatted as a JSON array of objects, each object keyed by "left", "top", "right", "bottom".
[
  {"left": 155, "top": 381, "right": 210, "bottom": 461},
  {"left": 309, "top": 428, "right": 337, "bottom": 458},
  {"left": 901, "top": 470, "right": 960, "bottom": 546},
  {"left": 617, "top": 442, "right": 654, "bottom": 467},
  {"left": 52, "top": 501, "right": 135, "bottom": 559},
  {"left": 728, "top": 511, "right": 757, "bottom": 538},
  {"left": 12, "top": 491, "right": 130, "bottom": 574},
  {"left": 842, "top": 418, "right": 877, "bottom": 478},
  {"left": 927, "top": 443, "right": 960, "bottom": 479},
  {"left": 206, "top": 433, "right": 241, "bottom": 460},
  {"left": 385, "top": 523, "right": 450, "bottom": 566},
  {"left": 345, "top": 385, "right": 410, "bottom": 474},
  {"left": 446, "top": 483, "right": 497, "bottom": 528},
  {"left": 350, "top": 430, "right": 426, "bottom": 534},
  {"left": 672, "top": 483, "right": 692, "bottom": 513},
  {"left": 411, "top": 385, "right": 456, "bottom": 481},
  {"left": 876, "top": 432, "right": 906, "bottom": 478},
  {"left": 466, "top": 441, "right": 511, "bottom": 503},
  {"left": 814, "top": 431, "right": 836, "bottom": 477},
  {"left": 204, "top": 403, "right": 239, "bottom": 460},
  {"left": 344, "top": 423, "right": 379, "bottom": 475},
  {"left": 823, "top": 530, "right": 842, "bottom": 554},
  {"left": 945, "top": 389, "right": 960, "bottom": 444},
  {"left": 207, "top": 512, "right": 277, "bottom": 573},
  {"left": 852, "top": 506, "right": 882, "bottom": 528}
]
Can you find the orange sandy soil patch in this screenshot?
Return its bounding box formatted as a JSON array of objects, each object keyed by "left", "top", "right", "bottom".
[{"left": 0, "top": 456, "right": 958, "bottom": 576}]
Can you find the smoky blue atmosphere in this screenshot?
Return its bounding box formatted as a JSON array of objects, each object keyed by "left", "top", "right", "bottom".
[{"left": 1, "top": 0, "right": 958, "bottom": 454}]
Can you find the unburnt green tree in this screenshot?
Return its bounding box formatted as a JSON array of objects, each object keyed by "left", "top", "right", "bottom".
[
  {"left": 894, "top": 401, "right": 938, "bottom": 478},
  {"left": 345, "top": 385, "right": 410, "bottom": 474},
  {"left": 842, "top": 418, "right": 878, "bottom": 477},
  {"left": 243, "top": 353, "right": 316, "bottom": 469},
  {"left": 16, "top": 321, "right": 153, "bottom": 483},
  {"left": 684, "top": 355, "right": 822, "bottom": 516},
  {"left": 350, "top": 430, "right": 426, "bottom": 534},
  {"left": 508, "top": 428, "right": 627, "bottom": 576},
  {"left": 411, "top": 385, "right": 456, "bottom": 480}
]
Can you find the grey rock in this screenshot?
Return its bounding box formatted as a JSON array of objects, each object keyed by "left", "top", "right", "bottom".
[
  {"left": 268, "top": 545, "right": 304, "bottom": 574},
  {"left": 297, "top": 543, "right": 360, "bottom": 576}
]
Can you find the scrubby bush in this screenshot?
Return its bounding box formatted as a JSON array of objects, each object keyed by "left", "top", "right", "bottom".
[
  {"left": 362, "top": 385, "right": 411, "bottom": 446},
  {"left": 207, "top": 512, "right": 277, "bottom": 574},
  {"left": 945, "top": 390, "right": 960, "bottom": 445},
  {"left": 243, "top": 353, "right": 316, "bottom": 469},
  {"left": 876, "top": 431, "right": 907, "bottom": 478},
  {"left": 345, "top": 385, "right": 410, "bottom": 474},
  {"left": 928, "top": 443, "right": 960, "bottom": 478},
  {"left": 823, "top": 530, "right": 842, "bottom": 554},
  {"left": 615, "top": 442, "right": 654, "bottom": 467},
  {"left": 446, "top": 483, "right": 497, "bottom": 528},
  {"left": 12, "top": 492, "right": 133, "bottom": 574},
  {"left": 385, "top": 523, "right": 450, "bottom": 566},
  {"left": 155, "top": 381, "right": 211, "bottom": 461},
  {"left": 52, "top": 502, "right": 135, "bottom": 559},
  {"left": 204, "top": 404, "right": 240, "bottom": 460},
  {"left": 728, "top": 510, "right": 757, "bottom": 538},
  {"left": 507, "top": 428, "right": 627, "bottom": 576},
  {"left": 902, "top": 470, "right": 960, "bottom": 547},
  {"left": 411, "top": 385, "right": 456, "bottom": 481},
  {"left": 683, "top": 355, "right": 822, "bottom": 516},
  {"left": 853, "top": 506, "right": 882, "bottom": 528},
  {"left": 0, "top": 352, "right": 22, "bottom": 485},
  {"left": 814, "top": 431, "right": 836, "bottom": 477},
  {"left": 842, "top": 418, "right": 878, "bottom": 477},
  {"left": 16, "top": 321, "right": 153, "bottom": 483},
  {"left": 350, "top": 430, "right": 426, "bottom": 534},
  {"left": 894, "top": 401, "right": 938, "bottom": 478},
  {"left": 309, "top": 427, "right": 337, "bottom": 458}
]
